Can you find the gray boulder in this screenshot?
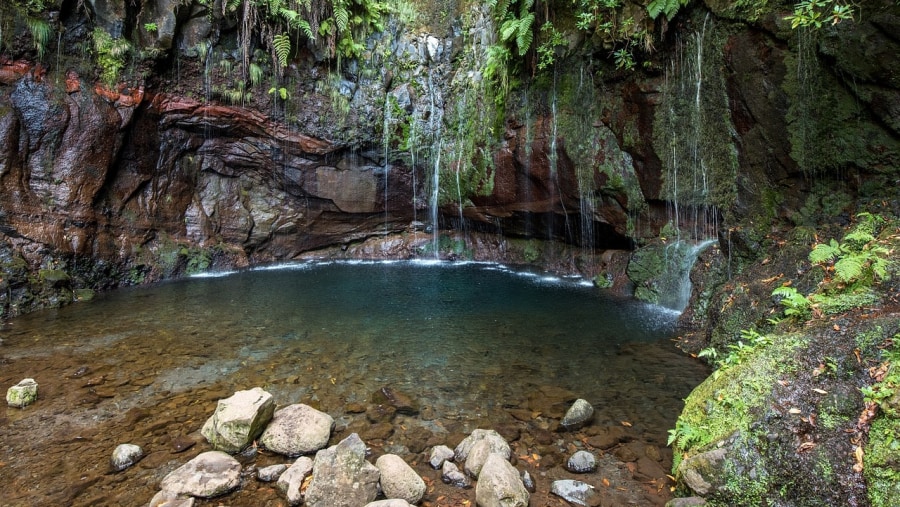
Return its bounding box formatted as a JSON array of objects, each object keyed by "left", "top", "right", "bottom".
[
  {"left": 666, "top": 498, "right": 708, "bottom": 507},
  {"left": 375, "top": 454, "right": 426, "bottom": 504},
  {"left": 276, "top": 456, "right": 314, "bottom": 506},
  {"left": 428, "top": 444, "right": 454, "bottom": 469},
  {"left": 159, "top": 451, "right": 242, "bottom": 498},
  {"left": 6, "top": 378, "right": 38, "bottom": 408},
  {"left": 201, "top": 387, "right": 275, "bottom": 453},
  {"left": 454, "top": 429, "right": 509, "bottom": 462},
  {"left": 260, "top": 403, "right": 335, "bottom": 456},
  {"left": 566, "top": 450, "right": 597, "bottom": 473},
  {"left": 464, "top": 437, "right": 511, "bottom": 478},
  {"left": 304, "top": 433, "right": 380, "bottom": 507},
  {"left": 441, "top": 461, "right": 470, "bottom": 488},
  {"left": 550, "top": 479, "right": 597, "bottom": 506},
  {"left": 561, "top": 399, "right": 594, "bottom": 430},
  {"left": 474, "top": 454, "right": 529, "bottom": 507},
  {"left": 257, "top": 464, "right": 287, "bottom": 482},
  {"left": 148, "top": 490, "right": 195, "bottom": 507},
  {"left": 110, "top": 443, "right": 144, "bottom": 471},
  {"left": 365, "top": 500, "right": 414, "bottom": 507}
]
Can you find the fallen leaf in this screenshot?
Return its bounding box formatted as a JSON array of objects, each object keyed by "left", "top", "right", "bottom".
[
  {"left": 833, "top": 324, "right": 841, "bottom": 331},
  {"left": 601, "top": 478, "right": 610, "bottom": 487},
  {"left": 789, "top": 408, "right": 802, "bottom": 414},
  {"left": 621, "top": 421, "right": 632, "bottom": 427},
  {"left": 797, "top": 442, "right": 816, "bottom": 452},
  {"left": 812, "top": 388, "right": 828, "bottom": 394}
]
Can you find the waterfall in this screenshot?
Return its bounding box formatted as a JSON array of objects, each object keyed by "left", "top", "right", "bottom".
[
  {"left": 659, "top": 13, "right": 721, "bottom": 241},
  {"left": 430, "top": 141, "right": 442, "bottom": 258},
  {"left": 382, "top": 95, "right": 392, "bottom": 234}
]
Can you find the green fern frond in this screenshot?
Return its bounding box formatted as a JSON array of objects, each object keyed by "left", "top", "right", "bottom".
[
  {"left": 334, "top": 5, "right": 350, "bottom": 32},
  {"left": 809, "top": 239, "right": 841, "bottom": 264},
  {"left": 494, "top": 0, "right": 512, "bottom": 21},
  {"left": 297, "top": 19, "right": 314, "bottom": 39},
  {"left": 516, "top": 13, "right": 534, "bottom": 56},
  {"left": 273, "top": 33, "right": 291, "bottom": 69},
  {"left": 842, "top": 230, "right": 875, "bottom": 249},
  {"left": 834, "top": 255, "right": 865, "bottom": 284}
]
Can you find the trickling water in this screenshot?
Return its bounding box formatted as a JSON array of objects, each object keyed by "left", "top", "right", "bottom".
[
  {"left": 660, "top": 13, "right": 719, "bottom": 241},
  {"left": 0, "top": 261, "right": 709, "bottom": 506},
  {"left": 383, "top": 94, "right": 392, "bottom": 234},
  {"left": 430, "top": 141, "right": 442, "bottom": 257}
]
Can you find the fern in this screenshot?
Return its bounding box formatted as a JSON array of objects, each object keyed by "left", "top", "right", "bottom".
[
  {"left": 249, "top": 62, "right": 264, "bottom": 87},
  {"left": 334, "top": 1, "right": 350, "bottom": 32},
  {"left": 834, "top": 254, "right": 865, "bottom": 284},
  {"left": 273, "top": 33, "right": 291, "bottom": 69},
  {"left": 772, "top": 286, "right": 812, "bottom": 320},
  {"left": 515, "top": 13, "right": 534, "bottom": 56},
  {"left": 647, "top": 0, "right": 687, "bottom": 20},
  {"left": 809, "top": 238, "right": 841, "bottom": 264}
]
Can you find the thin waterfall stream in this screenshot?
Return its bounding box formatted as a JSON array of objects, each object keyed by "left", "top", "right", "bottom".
[{"left": 1, "top": 261, "right": 709, "bottom": 506}]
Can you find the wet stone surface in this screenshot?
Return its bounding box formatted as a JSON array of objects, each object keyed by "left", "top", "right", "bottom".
[{"left": 0, "top": 261, "right": 709, "bottom": 506}]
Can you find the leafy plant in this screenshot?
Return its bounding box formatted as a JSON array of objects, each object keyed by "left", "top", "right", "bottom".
[
  {"left": 786, "top": 0, "right": 857, "bottom": 29},
  {"left": 143, "top": 22, "right": 159, "bottom": 33},
  {"left": 772, "top": 285, "right": 812, "bottom": 321},
  {"left": 809, "top": 213, "right": 892, "bottom": 288},
  {"left": 647, "top": 0, "right": 690, "bottom": 20},
  {"left": 272, "top": 32, "right": 292, "bottom": 69},
  {"left": 93, "top": 28, "right": 132, "bottom": 85}
]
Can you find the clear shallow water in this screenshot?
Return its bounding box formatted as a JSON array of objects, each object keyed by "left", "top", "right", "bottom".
[{"left": 0, "top": 261, "right": 708, "bottom": 506}]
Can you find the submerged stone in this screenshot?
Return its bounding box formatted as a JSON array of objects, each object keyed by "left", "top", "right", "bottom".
[
  {"left": 550, "top": 479, "right": 597, "bottom": 506},
  {"left": 110, "top": 443, "right": 144, "bottom": 471},
  {"left": 566, "top": 450, "right": 597, "bottom": 473},
  {"left": 561, "top": 399, "right": 594, "bottom": 430}
]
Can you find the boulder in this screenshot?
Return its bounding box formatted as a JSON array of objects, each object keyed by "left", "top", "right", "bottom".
[
  {"left": 428, "top": 444, "right": 454, "bottom": 469},
  {"left": 441, "top": 461, "right": 470, "bottom": 488},
  {"left": 464, "top": 438, "right": 511, "bottom": 478},
  {"left": 454, "top": 429, "right": 509, "bottom": 462},
  {"left": 201, "top": 387, "right": 275, "bottom": 453},
  {"left": 375, "top": 454, "right": 426, "bottom": 504},
  {"left": 561, "top": 399, "right": 594, "bottom": 430},
  {"left": 365, "top": 500, "right": 414, "bottom": 507},
  {"left": 550, "top": 479, "right": 598, "bottom": 506},
  {"left": 260, "top": 403, "right": 335, "bottom": 456},
  {"left": 148, "top": 490, "right": 195, "bottom": 507},
  {"left": 304, "top": 433, "right": 380, "bottom": 507},
  {"left": 159, "top": 451, "right": 242, "bottom": 498},
  {"left": 474, "top": 454, "right": 529, "bottom": 507},
  {"left": 276, "top": 456, "right": 314, "bottom": 506},
  {"left": 110, "top": 443, "right": 144, "bottom": 471},
  {"left": 665, "top": 498, "right": 708, "bottom": 506},
  {"left": 6, "top": 378, "right": 39, "bottom": 408},
  {"left": 566, "top": 450, "right": 597, "bottom": 473},
  {"left": 257, "top": 464, "right": 287, "bottom": 482}
]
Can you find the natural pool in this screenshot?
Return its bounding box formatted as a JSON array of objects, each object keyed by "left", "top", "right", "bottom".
[{"left": 0, "top": 260, "right": 709, "bottom": 506}]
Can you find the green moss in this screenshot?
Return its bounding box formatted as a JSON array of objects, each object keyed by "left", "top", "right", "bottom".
[
  {"left": 865, "top": 416, "right": 900, "bottom": 507},
  {"left": 672, "top": 332, "right": 806, "bottom": 469}
]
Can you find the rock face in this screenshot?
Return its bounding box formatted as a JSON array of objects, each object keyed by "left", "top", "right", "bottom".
[
  {"left": 304, "top": 433, "right": 380, "bottom": 507},
  {"left": 158, "top": 451, "right": 242, "bottom": 498},
  {"left": 201, "top": 388, "right": 275, "bottom": 453},
  {"left": 259, "top": 403, "right": 334, "bottom": 456}
]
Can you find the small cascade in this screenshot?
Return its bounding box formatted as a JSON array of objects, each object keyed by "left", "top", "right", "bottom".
[{"left": 668, "top": 239, "right": 717, "bottom": 312}]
